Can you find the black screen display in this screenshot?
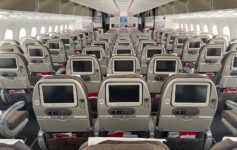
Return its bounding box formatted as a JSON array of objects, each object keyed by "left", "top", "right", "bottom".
[
  {"left": 175, "top": 85, "right": 208, "bottom": 103},
  {"left": 189, "top": 42, "right": 201, "bottom": 48},
  {"left": 61, "top": 39, "right": 70, "bottom": 45},
  {"left": 156, "top": 60, "right": 176, "bottom": 72},
  {"left": 233, "top": 57, "right": 237, "bottom": 68},
  {"left": 108, "top": 85, "right": 140, "bottom": 102},
  {"left": 114, "top": 60, "right": 134, "bottom": 72},
  {"left": 29, "top": 49, "right": 43, "bottom": 57},
  {"left": 86, "top": 50, "right": 101, "bottom": 59},
  {"left": 117, "top": 49, "right": 131, "bottom": 54},
  {"left": 119, "top": 43, "right": 129, "bottom": 46},
  {"left": 49, "top": 43, "right": 60, "bottom": 49},
  {"left": 147, "top": 49, "right": 162, "bottom": 58},
  {"left": 73, "top": 61, "right": 92, "bottom": 72},
  {"left": 207, "top": 48, "right": 222, "bottom": 56},
  {"left": 42, "top": 86, "right": 74, "bottom": 103},
  {"left": 0, "top": 58, "right": 17, "bottom": 69}
]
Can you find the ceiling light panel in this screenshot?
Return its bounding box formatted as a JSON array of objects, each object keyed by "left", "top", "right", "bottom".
[{"left": 70, "top": 0, "right": 119, "bottom": 14}]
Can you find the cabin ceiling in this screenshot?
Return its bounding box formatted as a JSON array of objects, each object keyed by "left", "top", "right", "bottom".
[
  {"left": 0, "top": 0, "right": 237, "bottom": 16},
  {"left": 70, "top": 0, "right": 174, "bottom": 15}
]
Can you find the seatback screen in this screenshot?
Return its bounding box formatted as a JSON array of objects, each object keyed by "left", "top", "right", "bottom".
[
  {"left": 114, "top": 60, "right": 134, "bottom": 72},
  {"left": 0, "top": 58, "right": 17, "bottom": 69},
  {"left": 233, "top": 57, "right": 237, "bottom": 68},
  {"left": 117, "top": 49, "right": 131, "bottom": 55},
  {"left": 108, "top": 85, "right": 139, "bottom": 103},
  {"left": 42, "top": 85, "right": 74, "bottom": 103},
  {"left": 86, "top": 50, "right": 101, "bottom": 59},
  {"left": 119, "top": 43, "right": 129, "bottom": 46},
  {"left": 29, "top": 49, "right": 44, "bottom": 57},
  {"left": 49, "top": 43, "right": 60, "bottom": 49},
  {"left": 207, "top": 48, "right": 222, "bottom": 57},
  {"left": 147, "top": 49, "right": 162, "bottom": 58},
  {"left": 189, "top": 42, "right": 201, "bottom": 49},
  {"left": 156, "top": 60, "right": 176, "bottom": 72},
  {"left": 72, "top": 60, "right": 92, "bottom": 73},
  {"left": 175, "top": 85, "right": 208, "bottom": 103}
]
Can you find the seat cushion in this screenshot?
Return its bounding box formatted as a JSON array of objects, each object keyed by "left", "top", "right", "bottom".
[
  {"left": 6, "top": 111, "right": 29, "bottom": 130},
  {"left": 210, "top": 139, "right": 237, "bottom": 150},
  {"left": 222, "top": 110, "right": 237, "bottom": 129}
]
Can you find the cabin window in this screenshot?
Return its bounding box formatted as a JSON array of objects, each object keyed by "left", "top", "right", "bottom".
[
  {"left": 65, "top": 25, "right": 68, "bottom": 30},
  {"left": 19, "top": 28, "right": 26, "bottom": 39},
  {"left": 31, "top": 27, "right": 37, "bottom": 37},
  {"left": 223, "top": 26, "right": 230, "bottom": 38},
  {"left": 60, "top": 25, "right": 63, "bottom": 31},
  {"left": 55, "top": 26, "right": 58, "bottom": 32},
  {"left": 185, "top": 24, "right": 188, "bottom": 30},
  {"left": 196, "top": 24, "right": 201, "bottom": 32},
  {"left": 212, "top": 25, "right": 218, "bottom": 35},
  {"left": 48, "top": 26, "right": 53, "bottom": 32},
  {"left": 204, "top": 25, "right": 208, "bottom": 32},
  {"left": 180, "top": 24, "right": 184, "bottom": 29},
  {"left": 4, "top": 29, "right": 13, "bottom": 40},
  {"left": 40, "top": 26, "right": 46, "bottom": 34},
  {"left": 190, "top": 24, "right": 194, "bottom": 31}
]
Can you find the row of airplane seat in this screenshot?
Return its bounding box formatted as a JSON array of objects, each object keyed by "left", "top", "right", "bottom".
[{"left": 0, "top": 28, "right": 237, "bottom": 150}]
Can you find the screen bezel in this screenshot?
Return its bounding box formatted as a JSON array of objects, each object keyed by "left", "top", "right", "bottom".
[
  {"left": 146, "top": 49, "right": 162, "bottom": 59},
  {"left": 28, "top": 48, "right": 45, "bottom": 59},
  {"left": 0, "top": 57, "right": 18, "bottom": 71},
  {"left": 188, "top": 41, "right": 201, "bottom": 49},
  {"left": 154, "top": 59, "right": 177, "bottom": 74},
  {"left": 85, "top": 50, "right": 102, "bottom": 60},
  {"left": 106, "top": 82, "right": 142, "bottom": 107},
  {"left": 171, "top": 82, "right": 210, "bottom": 107},
  {"left": 71, "top": 59, "right": 94, "bottom": 75},
  {"left": 39, "top": 83, "right": 77, "bottom": 108},
  {"left": 231, "top": 56, "right": 237, "bottom": 70},
  {"left": 205, "top": 47, "right": 222, "bottom": 58},
  {"left": 112, "top": 59, "right": 135, "bottom": 74},
  {"left": 48, "top": 42, "right": 60, "bottom": 51}
]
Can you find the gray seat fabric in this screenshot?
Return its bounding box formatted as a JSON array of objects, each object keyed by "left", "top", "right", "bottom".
[
  {"left": 0, "top": 141, "right": 31, "bottom": 150},
  {"left": 210, "top": 139, "right": 237, "bottom": 150},
  {"left": 79, "top": 141, "right": 169, "bottom": 150},
  {"left": 6, "top": 111, "right": 28, "bottom": 130},
  {"left": 0, "top": 101, "right": 29, "bottom": 138},
  {"left": 222, "top": 110, "right": 237, "bottom": 129}
]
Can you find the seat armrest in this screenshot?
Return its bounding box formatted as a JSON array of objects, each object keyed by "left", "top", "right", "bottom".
[
  {"left": 226, "top": 100, "right": 237, "bottom": 111},
  {"left": 55, "top": 67, "right": 66, "bottom": 75},
  {"left": 0, "top": 101, "right": 25, "bottom": 125}
]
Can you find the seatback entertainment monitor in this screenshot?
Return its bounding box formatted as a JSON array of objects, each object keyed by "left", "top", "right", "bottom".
[
  {"left": 172, "top": 83, "right": 210, "bottom": 107},
  {"left": 113, "top": 59, "right": 135, "bottom": 73},
  {"left": 106, "top": 83, "right": 142, "bottom": 107},
  {"left": 0, "top": 58, "right": 17, "bottom": 70},
  {"left": 40, "top": 84, "right": 77, "bottom": 107},
  {"left": 71, "top": 60, "right": 94, "bottom": 74}
]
